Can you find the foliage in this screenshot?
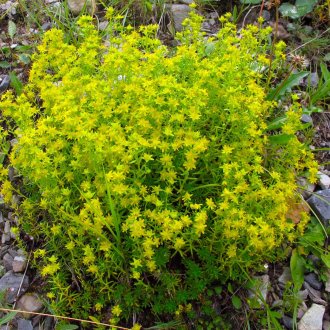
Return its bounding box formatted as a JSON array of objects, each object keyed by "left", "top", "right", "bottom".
[
  {"left": 0, "top": 10, "right": 318, "bottom": 327},
  {"left": 279, "top": 0, "right": 319, "bottom": 19}
]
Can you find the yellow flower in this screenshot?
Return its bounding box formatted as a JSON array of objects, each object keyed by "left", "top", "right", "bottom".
[
  {"left": 174, "top": 237, "right": 185, "bottom": 250},
  {"left": 112, "top": 305, "right": 122, "bottom": 317}
]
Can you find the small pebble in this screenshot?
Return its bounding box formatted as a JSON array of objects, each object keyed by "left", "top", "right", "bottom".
[
  {"left": 0, "top": 75, "right": 10, "bottom": 92},
  {"left": 4, "top": 220, "right": 11, "bottom": 234},
  {"left": 301, "top": 114, "right": 313, "bottom": 125}
]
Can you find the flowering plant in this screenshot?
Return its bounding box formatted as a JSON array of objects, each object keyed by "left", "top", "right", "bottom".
[{"left": 0, "top": 10, "right": 317, "bottom": 326}]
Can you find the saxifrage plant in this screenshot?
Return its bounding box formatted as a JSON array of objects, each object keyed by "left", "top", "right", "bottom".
[{"left": 0, "top": 8, "right": 318, "bottom": 327}]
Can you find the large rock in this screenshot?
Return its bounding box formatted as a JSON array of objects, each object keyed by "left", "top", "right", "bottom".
[
  {"left": 0, "top": 271, "right": 29, "bottom": 303},
  {"left": 307, "top": 189, "right": 330, "bottom": 226},
  {"left": 67, "top": 0, "right": 96, "bottom": 15},
  {"left": 166, "top": 4, "right": 192, "bottom": 32},
  {"left": 17, "top": 293, "right": 43, "bottom": 319},
  {"left": 298, "top": 303, "right": 325, "bottom": 330}
]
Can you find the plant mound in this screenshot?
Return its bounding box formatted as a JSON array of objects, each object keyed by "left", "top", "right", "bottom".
[{"left": 0, "top": 10, "right": 317, "bottom": 327}]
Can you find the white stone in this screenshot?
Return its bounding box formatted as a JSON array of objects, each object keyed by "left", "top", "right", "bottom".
[
  {"left": 67, "top": 0, "right": 96, "bottom": 15},
  {"left": 318, "top": 172, "right": 330, "bottom": 190},
  {"left": 12, "top": 256, "right": 27, "bottom": 273},
  {"left": 298, "top": 304, "right": 325, "bottom": 330}
]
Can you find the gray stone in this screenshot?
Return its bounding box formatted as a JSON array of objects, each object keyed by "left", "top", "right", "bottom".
[
  {"left": 0, "top": 246, "right": 9, "bottom": 258},
  {"left": 0, "top": 75, "right": 10, "bottom": 92},
  {"left": 301, "top": 114, "right": 313, "bottom": 125},
  {"left": 17, "top": 319, "right": 33, "bottom": 330},
  {"left": 307, "top": 189, "right": 330, "bottom": 225},
  {"left": 67, "top": 0, "right": 96, "bottom": 15},
  {"left": 41, "top": 22, "right": 52, "bottom": 31},
  {"left": 0, "top": 271, "right": 29, "bottom": 303},
  {"left": 8, "top": 249, "right": 19, "bottom": 259},
  {"left": 262, "top": 10, "right": 271, "bottom": 21},
  {"left": 12, "top": 256, "right": 27, "bottom": 273},
  {"left": 278, "top": 267, "right": 292, "bottom": 288},
  {"left": 248, "top": 275, "right": 269, "bottom": 306},
  {"left": 0, "top": 211, "right": 3, "bottom": 223},
  {"left": 17, "top": 293, "right": 43, "bottom": 319},
  {"left": 325, "top": 269, "right": 330, "bottom": 293},
  {"left": 3, "top": 253, "right": 14, "bottom": 271},
  {"left": 98, "top": 20, "right": 108, "bottom": 31},
  {"left": 297, "top": 301, "right": 308, "bottom": 319},
  {"left": 1, "top": 233, "right": 10, "bottom": 244},
  {"left": 318, "top": 172, "right": 330, "bottom": 190},
  {"left": 167, "top": 4, "right": 191, "bottom": 32},
  {"left": 303, "top": 281, "right": 327, "bottom": 306},
  {"left": 4, "top": 220, "right": 10, "bottom": 234},
  {"left": 298, "top": 304, "right": 325, "bottom": 330},
  {"left": 309, "top": 72, "right": 319, "bottom": 88},
  {"left": 298, "top": 289, "right": 309, "bottom": 300},
  {"left": 305, "top": 273, "right": 322, "bottom": 290},
  {"left": 283, "top": 315, "right": 294, "bottom": 329}
]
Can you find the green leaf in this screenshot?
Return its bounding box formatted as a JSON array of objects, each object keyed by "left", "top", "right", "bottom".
[
  {"left": 320, "top": 253, "right": 330, "bottom": 268},
  {"left": 324, "top": 53, "right": 330, "bottom": 62},
  {"left": 8, "top": 20, "right": 16, "bottom": 39},
  {"left": 15, "top": 45, "right": 33, "bottom": 52},
  {"left": 18, "top": 54, "right": 30, "bottom": 65},
  {"left": 279, "top": 3, "right": 300, "bottom": 19},
  {"left": 0, "top": 312, "right": 17, "bottom": 326},
  {"left": 301, "top": 222, "right": 325, "bottom": 245},
  {"left": 9, "top": 72, "right": 23, "bottom": 95},
  {"left": 231, "top": 295, "right": 242, "bottom": 309},
  {"left": 265, "top": 116, "right": 287, "bottom": 131},
  {"left": 240, "top": 0, "right": 262, "bottom": 4},
  {"left": 295, "top": 0, "right": 318, "bottom": 17},
  {"left": 204, "top": 42, "right": 215, "bottom": 56},
  {"left": 227, "top": 282, "right": 233, "bottom": 294},
  {"left": 269, "top": 134, "right": 293, "bottom": 145},
  {"left": 290, "top": 249, "right": 305, "bottom": 291},
  {"left": 267, "top": 71, "right": 309, "bottom": 100},
  {"left": 320, "top": 62, "right": 330, "bottom": 81},
  {"left": 55, "top": 323, "right": 79, "bottom": 330},
  {"left": 0, "top": 61, "right": 11, "bottom": 69}
]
